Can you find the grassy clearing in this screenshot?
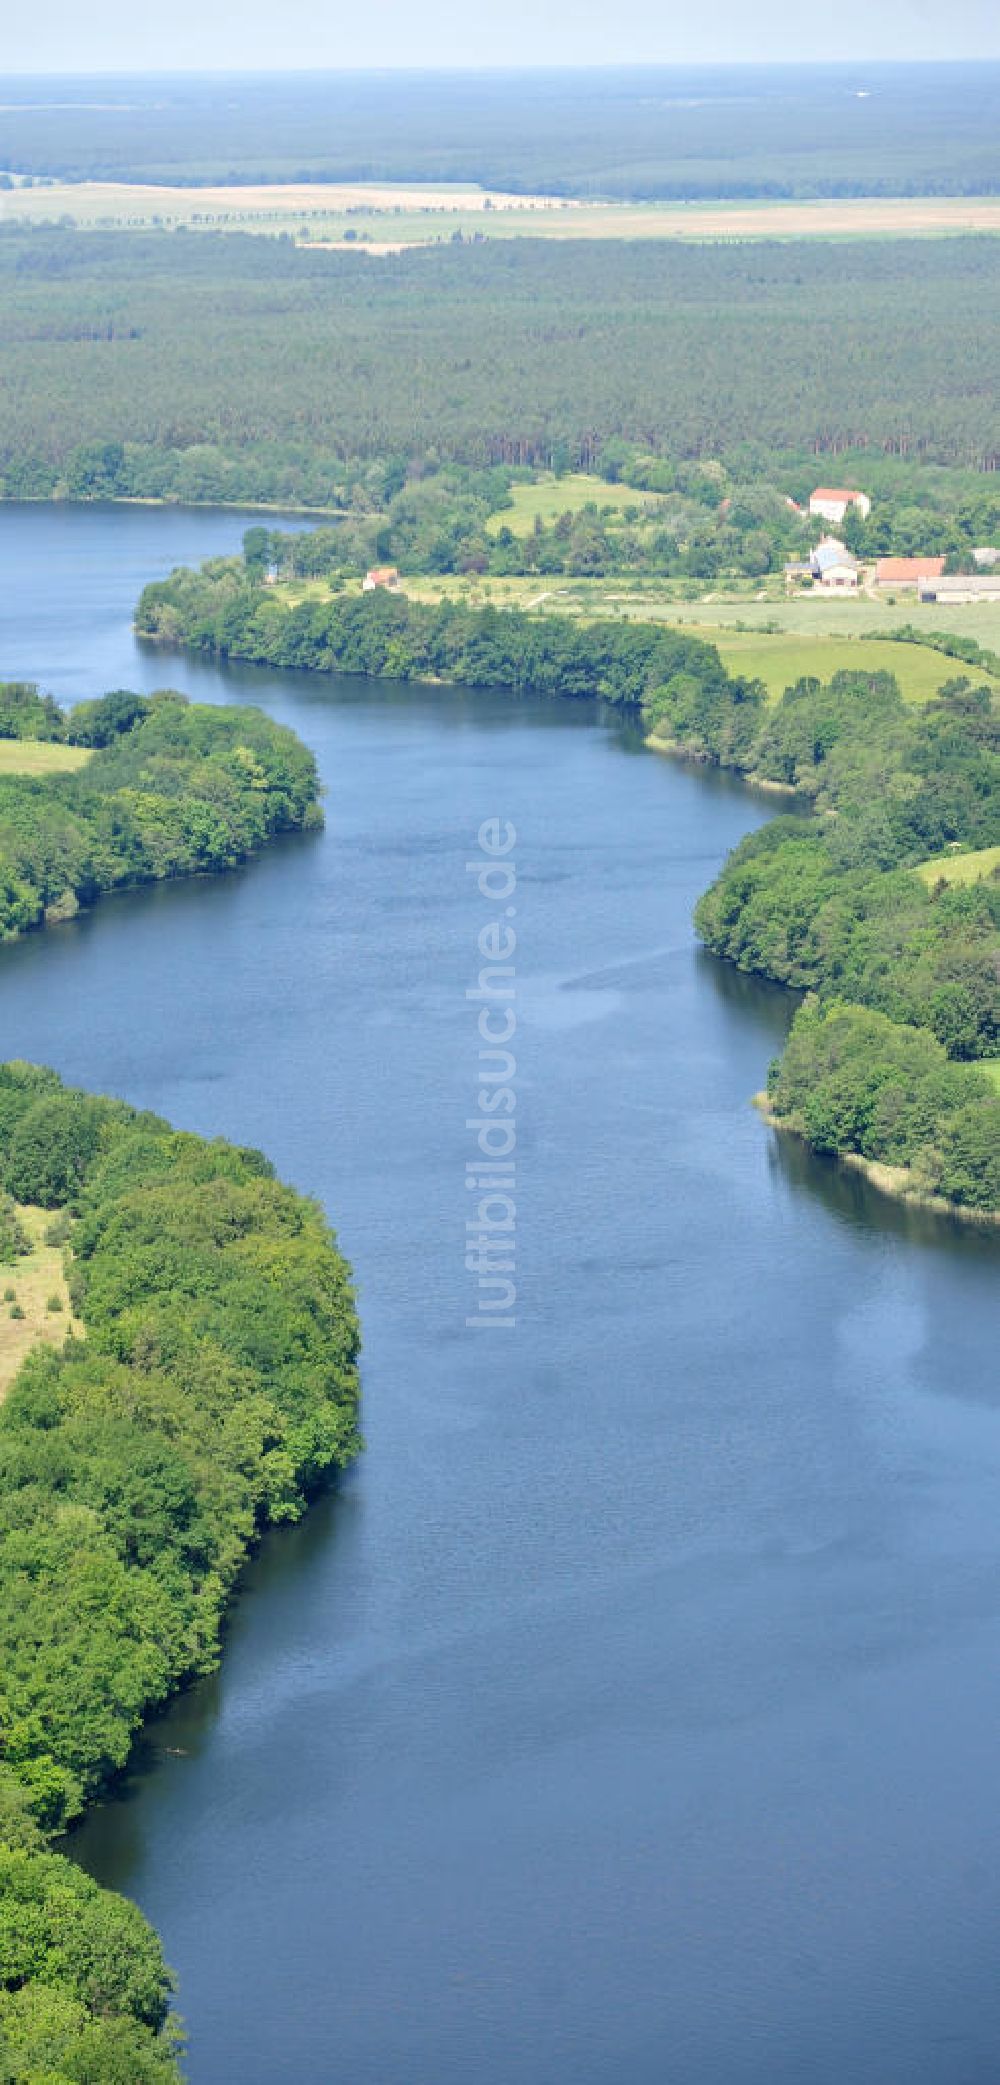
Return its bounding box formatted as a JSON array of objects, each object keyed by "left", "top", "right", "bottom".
[
  {"left": 0, "top": 740, "right": 93, "bottom": 777},
  {"left": 5, "top": 183, "right": 1000, "bottom": 247},
  {"left": 0, "top": 1204, "right": 81, "bottom": 1400},
  {"left": 914, "top": 844, "right": 1000, "bottom": 889},
  {"left": 486, "top": 473, "right": 666, "bottom": 536},
  {"left": 981, "top": 1062, "right": 1000, "bottom": 1094},
  {"left": 698, "top": 631, "right": 988, "bottom": 705}
]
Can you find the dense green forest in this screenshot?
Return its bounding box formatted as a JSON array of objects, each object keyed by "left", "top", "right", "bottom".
[
  {"left": 0, "top": 1062, "right": 361, "bottom": 2076},
  {"left": 2, "top": 67, "right": 998, "bottom": 197},
  {"left": 0, "top": 684, "right": 321, "bottom": 941},
  {"left": 144, "top": 557, "right": 1000, "bottom": 1211},
  {"left": 2, "top": 230, "right": 1000, "bottom": 509}
]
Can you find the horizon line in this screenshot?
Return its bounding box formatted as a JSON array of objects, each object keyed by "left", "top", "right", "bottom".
[{"left": 3, "top": 57, "right": 1000, "bottom": 78}]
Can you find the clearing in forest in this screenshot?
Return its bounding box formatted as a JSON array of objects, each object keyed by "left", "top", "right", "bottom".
[
  {"left": 485, "top": 474, "right": 667, "bottom": 535},
  {"left": 914, "top": 845, "right": 1000, "bottom": 890},
  {"left": 0, "top": 741, "right": 92, "bottom": 778},
  {"left": 0, "top": 1204, "right": 81, "bottom": 1400}
]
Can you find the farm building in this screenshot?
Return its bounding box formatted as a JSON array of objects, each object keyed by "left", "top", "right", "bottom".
[
  {"left": 917, "top": 574, "right": 1000, "bottom": 604},
  {"left": 875, "top": 557, "right": 946, "bottom": 589},
  {"left": 362, "top": 566, "right": 402, "bottom": 592},
  {"left": 808, "top": 487, "right": 871, "bottom": 524},
  {"left": 811, "top": 538, "right": 860, "bottom": 590}
]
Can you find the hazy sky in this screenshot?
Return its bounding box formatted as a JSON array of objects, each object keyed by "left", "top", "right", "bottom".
[{"left": 5, "top": 0, "right": 1000, "bottom": 70}]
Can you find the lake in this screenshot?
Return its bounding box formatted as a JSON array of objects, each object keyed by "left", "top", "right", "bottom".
[{"left": 2, "top": 503, "right": 1000, "bottom": 2085}]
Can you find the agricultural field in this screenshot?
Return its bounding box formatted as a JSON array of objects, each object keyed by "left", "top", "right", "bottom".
[
  {"left": 387, "top": 574, "right": 1000, "bottom": 648},
  {"left": 0, "top": 1203, "right": 80, "bottom": 1399},
  {"left": 5, "top": 182, "right": 1000, "bottom": 248},
  {"left": 695, "top": 631, "right": 998, "bottom": 704},
  {"left": 914, "top": 844, "right": 1000, "bottom": 889},
  {"left": 0, "top": 740, "right": 92, "bottom": 777},
  {"left": 664, "top": 592, "right": 1000, "bottom": 647},
  {"left": 0, "top": 178, "right": 571, "bottom": 245}
]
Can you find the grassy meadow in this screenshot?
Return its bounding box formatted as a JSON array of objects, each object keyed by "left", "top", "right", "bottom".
[
  {"left": 0, "top": 1204, "right": 80, "bottom": 1400},
  {"left": 914, "top": 844, "right": 1000, "bottom": 889},
  {"left": 696, "top": 631, "right": 998, "bottom": 704},
  {"left": 0, "top": 740, "right": 93, "bottom": 777},
  {"left": 486, "top": 473, "right": 667, "bottom": 535}
]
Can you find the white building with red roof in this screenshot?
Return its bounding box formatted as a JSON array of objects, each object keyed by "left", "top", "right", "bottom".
[{"left": 808, "top": 487, "right": 871, "bottom": 524}]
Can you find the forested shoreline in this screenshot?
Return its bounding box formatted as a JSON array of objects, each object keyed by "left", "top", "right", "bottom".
[
  {"left": 0, "top": 689, "right": 349, "bottom": 2075},
  {"left": 143, "top": 558, "right": 1000, "bottom": 1214},
  {"left": 0, "top": 1063, "right": 361, "bottom": 2075},
  {"left": 137, "top": 568, "right": 760, "bottom": 731},
  {"left": 0, "top": 684, "right": 322, "bottom": 943}
]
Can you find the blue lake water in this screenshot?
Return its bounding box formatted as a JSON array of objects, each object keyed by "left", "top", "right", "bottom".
[{"left": 2, "top": 503, "right": 999, "bottom": 2085}]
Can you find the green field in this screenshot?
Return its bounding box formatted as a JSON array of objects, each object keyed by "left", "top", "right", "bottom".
[
  {"left": 914, "top": 844, "right": 1000, "bottom": 889},
  {"left": 702, "top": 632, "right": 992, "bottom": 705},
  {"left": 0, "top": 740, "right": 93, "bottom": 777},
  {"left": 668, "top": 593, "right": 1000, "bottom": 647},
  {"left": 486, "top": 473, "right": 666, "bottom": 536},
  {"left": 391, "top": 574, "right": 1000, "bottom": 650}
]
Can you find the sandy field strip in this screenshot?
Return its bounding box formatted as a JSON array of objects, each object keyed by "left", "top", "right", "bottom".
[{"left": 4, "top": 182, "right": 1000, "bottom": 243}]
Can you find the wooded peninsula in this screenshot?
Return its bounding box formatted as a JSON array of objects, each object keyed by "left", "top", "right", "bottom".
[
  {"left": 0, "top": 1064, "right": 361, "bottom": 2075},
  {"left": 0, "top": 684, "right": 322, "bottom": 942}
]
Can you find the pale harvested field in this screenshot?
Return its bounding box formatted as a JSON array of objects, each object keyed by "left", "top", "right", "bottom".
[
  {"left": 5, "top": 182, "right": 1000, "bottom": 245},
  {"left": 0, "top": 1204, "right": 81, "bottom": 1400},
  {"left": 0, "top": 177, "right": 571, "bottom": 225}
]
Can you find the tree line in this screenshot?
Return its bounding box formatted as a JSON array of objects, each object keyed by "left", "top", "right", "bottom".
[
  {"left": 0, "top": 1062, "right": 361, "bottom": 2076},
  {"left": 136, "top": 565, "right": 762, "bottom": 746}
]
